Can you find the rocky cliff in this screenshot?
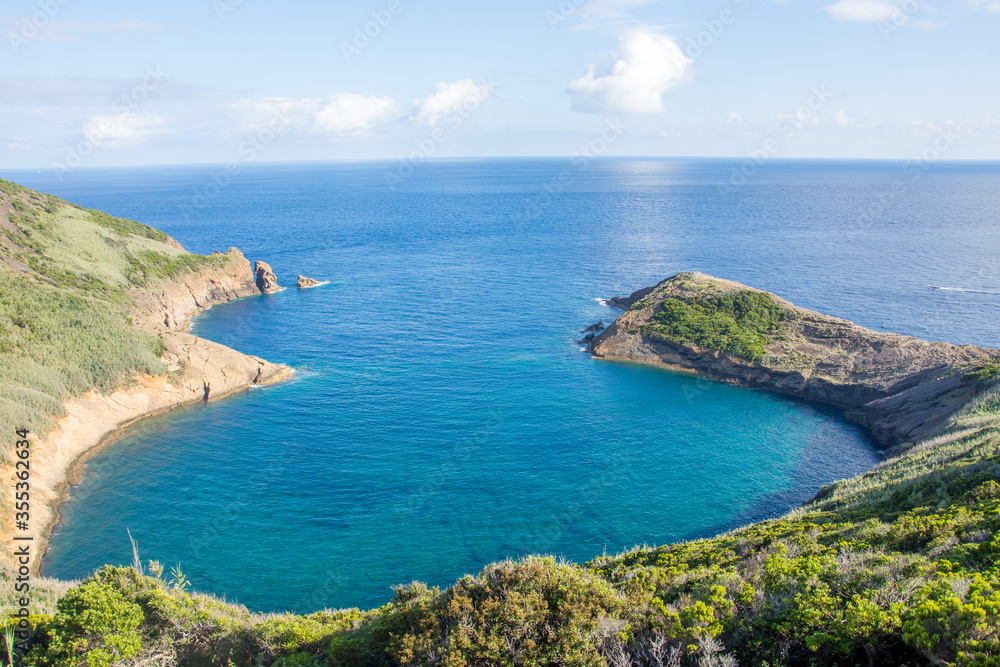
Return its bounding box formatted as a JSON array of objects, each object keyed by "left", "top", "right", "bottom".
[
  {"left": 0, "top": 179, "right": 294, "bottom": 573},
  {"left": 588, "top": 272, "right": 999, "bottom": 449}
]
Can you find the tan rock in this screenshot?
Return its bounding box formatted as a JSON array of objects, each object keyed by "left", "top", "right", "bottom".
[
  {"left": 255, "top": 260, "right": 280, "bottom": 293},
  {"left": 297, "top": 275, "right": 321, "bottom": 288}
]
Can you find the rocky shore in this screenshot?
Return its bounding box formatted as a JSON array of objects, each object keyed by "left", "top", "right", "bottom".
[
  {"left": 586, "top": 272, "right": 1000, "bottom": 450},
  {"left": 21, "top": 248, "right": 294, "bottom": 574}
]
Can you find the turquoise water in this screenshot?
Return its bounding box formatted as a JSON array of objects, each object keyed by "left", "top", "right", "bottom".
[{"left": 15, "top": 159, "right": 1000, "bottom": 613}]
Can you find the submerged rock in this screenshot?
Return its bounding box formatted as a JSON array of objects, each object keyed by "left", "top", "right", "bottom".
[
  {"left": 255, "top": 261, "right": 280, "bottom": 293},
  {"left": 297, "top": 275, "right": 321, "bottom": 288}
]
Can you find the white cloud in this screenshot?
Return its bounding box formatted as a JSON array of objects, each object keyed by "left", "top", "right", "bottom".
[
  {"left": 822, "top": 0, "right": 901, "bottom": 21},
  {"left": 315, "top": 94, "right": 399, "bottom": 134},
  {"left": 771, "top": 109, "right": 821, "bottom": 130},
  {"left": 568, "top": 28, "right": 693, "bottom": 114},
  {"left": 82, "top": 113, "right": 169, "bottom": 145},
  {"left": 833, "top": 109, "right": 851, "bottom": 126},
  {"left": 230, "top": 96, "right": 317, "bottom": 133},
  {"left": 411, "top": 80, "right": 491, "bottom": 128},
  {"left": 726, "top": 111, "right": 744, "bottom": 125},
  {"left": 579, "top": 0, "right": 657, "bottom": 19}
]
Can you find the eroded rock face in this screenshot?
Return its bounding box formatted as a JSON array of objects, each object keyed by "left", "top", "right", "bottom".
[
  {"left": 297, "top": 275, "right": 321, "bottom": 288},
  {"left": 255, "top": 261, "right": 280, "bottom": 293},
  {"left": 129, "top": 247, "right": 261, "bottom": 334}
]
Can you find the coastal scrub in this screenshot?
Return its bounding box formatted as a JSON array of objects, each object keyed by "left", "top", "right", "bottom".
[{"left": 640, "top": 290, "right": 788, "bottom": 363}]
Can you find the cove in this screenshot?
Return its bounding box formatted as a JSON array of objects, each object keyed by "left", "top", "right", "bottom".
[
  {"left": 33, "top": 158, "right": 1000, "bottom": 613},
  {"left": 43, "top": 286, "right": 878, "bottom": 613}
]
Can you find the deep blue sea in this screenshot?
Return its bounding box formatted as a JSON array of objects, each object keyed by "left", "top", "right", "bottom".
[{"left": 9, "top": 159, "right": 1000, "bottom": 614}]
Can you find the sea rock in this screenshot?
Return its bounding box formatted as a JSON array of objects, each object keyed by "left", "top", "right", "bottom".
[
  {"left": 297, "top": 275, "right": 321, "bottom": 288},
  {"left": 581, "top": 322, "right": 605, "bottom": 334},
  {"left": 255, "top": 261, "right": 281, "bottom": 293}
]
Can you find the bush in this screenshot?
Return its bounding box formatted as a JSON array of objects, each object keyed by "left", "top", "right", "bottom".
[
  {"left": 28, "top": 567, "right": 144, "bottom": 667},
  {"left": 642, "top": 291, "right": 788, "bottom": 363}
]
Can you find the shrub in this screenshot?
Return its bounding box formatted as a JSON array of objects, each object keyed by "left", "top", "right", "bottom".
[
  {"left": 641, "top": 291, "right": 788, "bottom": 363},
  {"left": 28, "top": 567, "right": 144, "bottom": 667}
]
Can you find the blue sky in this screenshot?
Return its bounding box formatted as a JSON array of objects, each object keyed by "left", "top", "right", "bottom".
[{"left": 1, "top": 0, "right": 998, "bottom": 168}]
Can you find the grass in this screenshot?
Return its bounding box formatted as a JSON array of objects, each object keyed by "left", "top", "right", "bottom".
[
  {"left": 640, "top": 291, "right": 789, "bottom": 363},
  {"left": 0, "top": 179, "right": 231, "bottom": 437},
  {"left": 966, "top": 363, "right": 1000, "bottom": 384},
  {"left": 0, "top": 270, "right": 166, "bottom": 434}
]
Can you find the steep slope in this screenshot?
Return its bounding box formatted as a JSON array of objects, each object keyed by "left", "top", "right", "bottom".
[{"left": 0, "top": 179, "right": 292, "bottom": 572}]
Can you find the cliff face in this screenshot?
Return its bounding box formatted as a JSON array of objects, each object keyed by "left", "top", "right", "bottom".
[
  {"left": 129, "top": 247, "right": 260, "bottom": 332},
  {"left": 591, "top": 272, "right": 999, "bottom": 449}
]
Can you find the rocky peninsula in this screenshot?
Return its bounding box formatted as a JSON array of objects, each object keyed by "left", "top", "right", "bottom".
[
  {"left": 586, "top": 272, "right": 1000, "bottom": 451},
  {"left": 0, "top": 180, "right": 294, "bottom": 573}
]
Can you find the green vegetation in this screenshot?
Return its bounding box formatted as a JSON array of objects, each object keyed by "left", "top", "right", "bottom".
[
  {"left": 7, "top": 380, "right": 999, "bottom": 666},
  {"left": 0, "top": 272, "right": 165, "bottom": 434},
  {"left": 83, "top": 208, "right": 168, "bottom": 243},
  {"left": 1, "top": 178, "right": 223, "bottom": 300},
  {"left": 0, "top": 180, "right": 228, "bottom": 436},
  {"left": 125, "top": 250, "right": 222, "bottom": 287},
  {"left": 966, "top": 363, "right": 1000, "bottom": 384},
  {"left": 640, "top": 291, "right": 789, "bottom": 363}
]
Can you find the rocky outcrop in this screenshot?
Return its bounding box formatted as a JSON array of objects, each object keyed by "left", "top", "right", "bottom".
[
  {"left": 129, "top": 247, "right": 261, "bottom": 334},
  {"left": 255, "top": 261, "right": 280, "bottom": 293},
  {"left": 589, "top": 272, "right": 999, "bottom": 450},
  {"left": 297, "top": 275, "right": 321, "bottom": 288}
]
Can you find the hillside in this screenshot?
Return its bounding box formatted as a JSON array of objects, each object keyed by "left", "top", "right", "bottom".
[
  {"left": 1, "top": 200, "right": 998, "bottom": 666},
  {"left": 0, "top": 180, "right": 292, "bottom": 574}
]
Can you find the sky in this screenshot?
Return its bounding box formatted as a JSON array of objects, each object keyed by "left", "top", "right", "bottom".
[{"left": 1, "top": 0, "right": 999, "bottom": 169}]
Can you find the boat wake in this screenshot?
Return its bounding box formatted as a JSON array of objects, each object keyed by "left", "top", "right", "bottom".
[{"left": 928, "top": 285, "right": 1000, "bottom": 295}]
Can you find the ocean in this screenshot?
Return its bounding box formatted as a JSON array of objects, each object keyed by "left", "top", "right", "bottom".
[{"left": 10, "top": 158, "right": 1000, "bottom": 613}]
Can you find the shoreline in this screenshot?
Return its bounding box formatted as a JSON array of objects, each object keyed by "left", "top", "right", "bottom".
[
  {"left": 8, "top": 247, "right": 297, "bottom": 575},
  {"left": 35, "top": 365, "right": 294, "bottom": 576}
]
